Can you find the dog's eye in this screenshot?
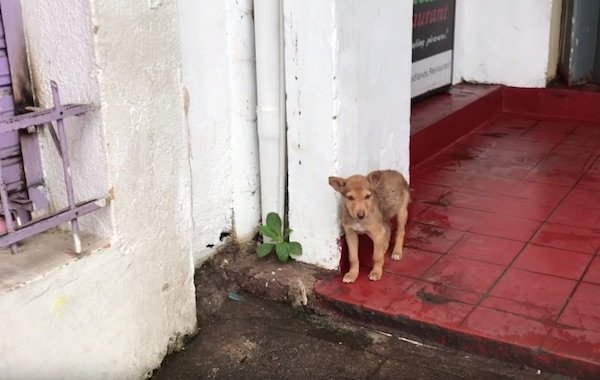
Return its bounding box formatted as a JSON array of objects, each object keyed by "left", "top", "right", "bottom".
[
  {"left": 365, "top": 194, "right": 372, "bottom": 200},
  {"left": 347, "top": 195, "right": 355, "bottom": 201}
]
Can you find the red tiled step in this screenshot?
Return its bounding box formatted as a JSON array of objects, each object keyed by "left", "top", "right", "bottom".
[{"left": 317, "top": 86, "right": 600, "bottom": 379}]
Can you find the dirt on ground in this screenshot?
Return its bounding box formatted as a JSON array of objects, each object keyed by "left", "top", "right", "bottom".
[{"left": 151, "top": 242, "right": 574, "bottom": 380}]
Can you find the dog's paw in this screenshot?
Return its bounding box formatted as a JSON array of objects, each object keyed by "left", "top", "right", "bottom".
[
  {"left": 368, "top": 270, "right": 382, "bottom": 281},
  {"left": 343, "top": 271, "right": 358, "bottom": 283},
  {"left": 391, "top": 251, "right": 403, "bottom": 261}
]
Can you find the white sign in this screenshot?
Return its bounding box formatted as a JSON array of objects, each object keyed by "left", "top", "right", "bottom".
[
  {"left": 411, "top": 50, "right": 452, "bottom": 98},
  {"left": 411, "top": 0, "right": 455, "bottom": 99}
]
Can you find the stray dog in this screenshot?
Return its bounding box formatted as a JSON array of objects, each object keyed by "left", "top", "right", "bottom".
[{"left": 329, "top": 170, "right": 410, "bottom": 283}]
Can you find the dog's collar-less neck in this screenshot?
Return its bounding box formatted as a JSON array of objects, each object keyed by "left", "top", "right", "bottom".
[{"left": 348, "top": 220, "right": 368, "bottom": 233}]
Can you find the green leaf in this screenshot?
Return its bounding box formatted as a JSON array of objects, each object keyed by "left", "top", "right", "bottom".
[
  {"left": 275, "top": 242, "right": 290, "bottom": 262},
  {"left": 257, "top": 243, "right": 275, "bottom": 257},
  {"left": 266, "top": 212, "right": 283, "bottom": 237},
  {"left": 288, "top": 241, "right": 302, "bottom": 256},
  {"left": 283, "top": 228, "right": 293, "bottom": 241},
  {"left": 259, "top": 225, "right": 280, "bottom": 241}
]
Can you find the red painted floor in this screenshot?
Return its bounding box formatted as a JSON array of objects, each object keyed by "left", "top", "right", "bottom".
[{"left": 316, "top": 87, "right": 600, "bottom": 379}]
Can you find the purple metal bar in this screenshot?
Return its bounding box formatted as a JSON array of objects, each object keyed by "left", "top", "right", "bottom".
[
  {"left": 21, "top": 122, "right": 48, "bottom": 212},
  {"left": 0, "top": 0, "right": 34, "bottom": 111},
  {"left": 0, "top": 103, "right": 91, "bottom": 134},
  {"left": 0, "top": 81, "right": 102, "bottom": 254},
  {"left": 1, "top": 0, "right": 46, "bottom": 217},
  {"left": 0, "top": 159, "right": 17, "bottom": 253},
  {"left": 47, "top": 123, "right": 62, "bottom": 155},
  {"left": 0, "top": 198, "right": 106, "bottom": 247},
  {"left": 50, "top": 82, "right": 81, "bottom": 253}
]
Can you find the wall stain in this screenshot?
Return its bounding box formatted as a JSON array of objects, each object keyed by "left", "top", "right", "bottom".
[{"left": 53, "top": 295, "right": 68, "bottom": 315}]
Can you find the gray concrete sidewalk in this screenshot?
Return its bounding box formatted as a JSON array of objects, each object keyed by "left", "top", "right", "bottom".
[{"left": 151, "top": 243, "right": 574, "bottom": 380}]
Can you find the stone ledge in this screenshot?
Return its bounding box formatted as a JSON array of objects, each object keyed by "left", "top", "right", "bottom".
[{"left": 194, "top": 239, "right": 337, "bottom": 324}]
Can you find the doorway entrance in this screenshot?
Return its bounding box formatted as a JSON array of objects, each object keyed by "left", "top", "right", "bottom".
[{"left": 559, "top": 0, "right": 600, "bottom": 85}]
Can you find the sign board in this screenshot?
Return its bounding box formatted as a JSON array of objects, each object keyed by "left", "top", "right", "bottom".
[{"left": 411, "top": 0, "right": 456, "bottom": 100}]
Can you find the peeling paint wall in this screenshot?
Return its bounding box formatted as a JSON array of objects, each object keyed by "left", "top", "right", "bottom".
[
  {"left": 0, "top": 0, "right": 197, "bottom": 378},
  {"left": 178, "top": 0, "right": 260, "bottom": 265},
  {"left": 285, "top": 0, "right": 412, "bottom": 269},
  {"left": 453, "top": 0, "right": 556, "bottom": 87},
  {"left": 284, "top": 0, "right": 339, "bottom": 270}
]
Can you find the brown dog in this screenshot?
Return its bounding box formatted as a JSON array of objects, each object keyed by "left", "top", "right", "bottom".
[{"left": 329, "top": 170, "right": 410, "bottom": 283}]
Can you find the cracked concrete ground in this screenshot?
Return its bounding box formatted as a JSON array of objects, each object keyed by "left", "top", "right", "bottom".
[{"left": 151, "top": 242, "right": 575, "bottom": 380}]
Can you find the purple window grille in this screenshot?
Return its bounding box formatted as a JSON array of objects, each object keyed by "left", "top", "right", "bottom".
[{"left": 0, "top": 0, "right": 107, "bottom": 254}]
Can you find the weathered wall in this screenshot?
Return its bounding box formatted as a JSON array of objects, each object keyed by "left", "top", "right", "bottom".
[
  {"left": 285, "top": 0, "right": 413, "bottom": 269},
  {"left": 547, "top": 0, "right": 563, "bottom": 80},
  {"left": 178, "top": 0, "right": 260, "bottom": 265},
  {"left": 0, "top": 0, "right": 197, "bottom": 378},
  {"left": 21, "top": 0, "right": 111, "bottom": 237},
  {"left": 453, "top": 0, "right": 558, "bottom": 87}
]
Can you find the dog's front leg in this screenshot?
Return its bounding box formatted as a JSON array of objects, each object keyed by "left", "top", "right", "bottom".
[
  {"left": 343, "top": 228, "right": 360, "bottom": 283},
  {"left": 368, "top": 227, "right": 390, "bottom": 281},
  {"left": 392, "top": 202, "right": 409, "bottom": 260}
]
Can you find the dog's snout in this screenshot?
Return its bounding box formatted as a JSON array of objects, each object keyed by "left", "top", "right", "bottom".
[{"left": 357, "top": 210, "right": 365, "bottom": 219}]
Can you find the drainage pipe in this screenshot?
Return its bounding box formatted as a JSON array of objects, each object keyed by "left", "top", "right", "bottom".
[{"left": 254, "top": 0, "right": 286, "bottom": 225}]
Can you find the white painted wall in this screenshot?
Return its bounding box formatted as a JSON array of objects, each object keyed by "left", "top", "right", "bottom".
[
  {"left": 453, "top": 0, "right": 558, "bottom": 87},
  {"left": 178, "top": 0, "right": 260, "bottom": 265},
  {"left": 285, "top": 0, "right": 413, "bottom": 269},
  {"left": 0, "top": 0, "right": 197, "bottom": 378}
]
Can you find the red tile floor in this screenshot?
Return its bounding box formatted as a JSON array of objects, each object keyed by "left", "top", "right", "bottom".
[{"left": 316, "top": 88, "right": 600, "bottom": 379}]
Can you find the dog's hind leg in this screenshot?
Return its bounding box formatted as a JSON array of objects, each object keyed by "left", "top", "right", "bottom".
[{"left": 392, "top": 197, "right": 409, "bottom": 261}]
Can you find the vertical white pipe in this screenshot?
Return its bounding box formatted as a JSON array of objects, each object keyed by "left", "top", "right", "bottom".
[{"left": 254, "top": 0, "right": 286, "bottom": 224}]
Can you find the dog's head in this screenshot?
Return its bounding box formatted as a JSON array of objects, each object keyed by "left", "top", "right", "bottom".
[{"left": 328, "top": 171, "right": 383, "bottom": 220}]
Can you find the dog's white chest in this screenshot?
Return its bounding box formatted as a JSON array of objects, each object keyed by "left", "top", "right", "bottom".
[{"left": 350, "top": 222, "right": 367, "bottom": 233}]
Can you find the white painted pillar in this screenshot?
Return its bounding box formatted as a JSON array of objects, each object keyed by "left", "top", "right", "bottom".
[
  {"left": 228, "top": 0, "right": 262, "bottom": 240},
  {"left": 255, "top": 0, "right": 287, "bottom": 224},
  {"left": 179, "top": 0, "right": 261, "bottom": 264},
  {"left": 284, "top": 0, "right": 413, "bottom": 269}
]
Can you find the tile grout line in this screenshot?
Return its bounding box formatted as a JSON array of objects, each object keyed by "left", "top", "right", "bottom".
[
  {"left": 455, "top": 119, "right": 583, "bottom": 329},
  {"left": 565, "top": 121, "right": 599, "bottom": 174},
  {"left": 398, "top": 223, "right": 468, "bottom": 301},
  {"left": 541, "top": 245, "right": 600, "bottom": 348},
  {"left": 534, "top": 145, "right": 600, "bottom": 346},
  {"left": 408, "top": 116, "right": 599, "bottom": 332},
  {"left": 414, "top": 181, "right": 575, "bottom": 215},
  {"left": 540, "top": 152, "right": 600, "bottom": 348},
  {"left": 412, "top": 112, "right": 507, "bottom": 169}
]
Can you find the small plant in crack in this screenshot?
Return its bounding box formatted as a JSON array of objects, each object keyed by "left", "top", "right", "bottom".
[{"left": 257, "top": 212, "right": 302, "bottom": 262}]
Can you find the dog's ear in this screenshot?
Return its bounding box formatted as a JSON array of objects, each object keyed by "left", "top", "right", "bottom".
[
  {"left": 328, "top": 176, "right": 346, "bottom": 193},
  {"left": 367, "top": 170, "right": 382, "bottom": 186}
]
